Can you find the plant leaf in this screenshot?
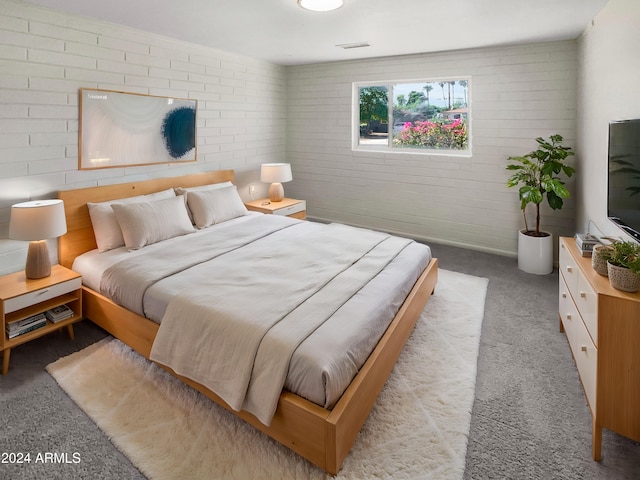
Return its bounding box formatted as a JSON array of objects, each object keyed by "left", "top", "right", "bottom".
[
  {"left": 520, "top": 185, "right": 543, "bottom": 205},
  {"left": 547, "top": 190, "right": 564, "bottom": 210}
]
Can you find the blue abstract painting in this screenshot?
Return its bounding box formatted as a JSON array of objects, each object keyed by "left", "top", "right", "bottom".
[{"left": 80, "top": 89, "right": 197, "bottom": 169}]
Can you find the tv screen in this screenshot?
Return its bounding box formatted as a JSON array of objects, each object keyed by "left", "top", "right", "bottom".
[{"left": 608, "top": 119, "right": 640, "bottom": 241}]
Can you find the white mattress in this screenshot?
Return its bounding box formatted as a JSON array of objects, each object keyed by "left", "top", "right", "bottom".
[{"left": 73, "top": 214, "right": 432, "bottom": 408}]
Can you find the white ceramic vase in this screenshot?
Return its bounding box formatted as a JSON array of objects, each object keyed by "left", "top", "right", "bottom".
[{"left": 517, "top": 230, "right": 553, "bottom": 275}]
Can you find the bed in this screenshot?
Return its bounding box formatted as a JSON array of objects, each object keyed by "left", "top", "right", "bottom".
[{"left": 58, "top": 170, "right": 438, "bottom": 474}]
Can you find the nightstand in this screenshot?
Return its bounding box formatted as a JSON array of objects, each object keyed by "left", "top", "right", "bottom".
[
  {"left": 0, "top": 264, "right": 83, "bottom": 374},
  {"left": 245, "top": 198, "right": 306, "bottom": 220}
]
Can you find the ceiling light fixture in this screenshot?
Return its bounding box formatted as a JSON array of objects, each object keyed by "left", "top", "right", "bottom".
[{"left": 297, "top": 0, "right": 344, "bottom": 12}]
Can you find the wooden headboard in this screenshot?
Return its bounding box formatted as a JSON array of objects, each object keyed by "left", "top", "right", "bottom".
[{"left": 57, "top": 170, "right": 235, "bottom": 269}]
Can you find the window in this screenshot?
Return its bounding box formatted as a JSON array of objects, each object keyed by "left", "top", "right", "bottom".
[{"left": 355, "top": 79, "right": 470, "bottom": 155}]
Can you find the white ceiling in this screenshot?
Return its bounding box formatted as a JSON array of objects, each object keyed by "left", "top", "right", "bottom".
[{"left": 22, "top": 0, "right": 609, "bottom": 66}]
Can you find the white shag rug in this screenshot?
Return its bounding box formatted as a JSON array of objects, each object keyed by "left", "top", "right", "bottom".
[{"left": 47, "top": 269, "right": 488, "bottom": 480}]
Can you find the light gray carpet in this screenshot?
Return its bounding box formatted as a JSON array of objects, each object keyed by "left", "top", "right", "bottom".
[{"left": 1, "top": 242, "right": 639, "bottom": 479}]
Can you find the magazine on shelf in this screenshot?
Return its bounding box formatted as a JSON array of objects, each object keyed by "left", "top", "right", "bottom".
[
  {"left": 6, "top": 312, "right": 46, "bottom": 333},
  {"left": 6, "top": 317, "right": 47, "bottom": 339},
  {"left": 44, "top": 304, "right": 74, "bottom": 323}
]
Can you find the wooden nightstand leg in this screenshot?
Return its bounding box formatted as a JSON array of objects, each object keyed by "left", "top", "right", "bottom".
[
  {"left": 66, "top": 324, "right": 75, "bottom": 341},
  {"left": 2, "top": 348, "right": 10, "bottom": 375},
  {"left": 592, "top": 417, "right": 602, "bottom": 461}
]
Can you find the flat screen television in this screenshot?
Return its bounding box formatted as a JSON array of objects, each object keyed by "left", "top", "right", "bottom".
[{"left": 608, "top": 118, "right": 640, "bottom": 242}]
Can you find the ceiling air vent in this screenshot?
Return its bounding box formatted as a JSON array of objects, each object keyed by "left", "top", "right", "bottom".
[{"left": 336, "top": 42, "right": 370, "bottom": 50}]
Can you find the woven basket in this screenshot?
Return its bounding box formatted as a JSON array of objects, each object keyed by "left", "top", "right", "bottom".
[{"left": 607, "top": 261, "right": 640, "bottom": 292}]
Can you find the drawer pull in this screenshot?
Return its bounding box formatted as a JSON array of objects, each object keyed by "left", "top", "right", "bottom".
[
  {"left": 581, "top": 346, "right": 588, "bottom": 352},
  {"left": 562, "top": 293, "right": 567, "bottom": 298},
  {"left": 580, "top": 292, "right": 586, "bottom": 298},
  {"left": 566, "top": 266, "right": 573, "bottom": 273},
  {"left": 567, "top": 314, "right": 572, "bottom": 320},
  {"left": 36, "top": 289, "right": 50, "bottom": 296}
]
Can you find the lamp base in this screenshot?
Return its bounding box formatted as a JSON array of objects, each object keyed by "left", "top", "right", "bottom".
[
  {"left": 268, "top": 182, "right": 285, "bottom": 202},
  {"left": 25, "top": 240, "right": 51, "bottom": 279}
]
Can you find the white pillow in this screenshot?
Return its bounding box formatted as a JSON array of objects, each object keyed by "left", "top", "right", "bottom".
[
  {"left": 186, "top": 185, "right": 248, "bottom": 229},
  {"left": 175, "top": 181, "right": 234, "bottom": 223},
  {"left": 88, "top": 188, "right": 176, "bottom": 252},
  {"left": 111, "top": 195, "right": 195, "bottom": 250},
  {"left": 174, "top": 181, "right": 233, "bottom": 196}
]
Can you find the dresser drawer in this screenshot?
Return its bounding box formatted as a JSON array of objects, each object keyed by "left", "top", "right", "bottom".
[
  {"left": 4, "top": 277, "right": 82, "bottom": 314},
  {"left": 560, "top": 270, "right": 597, "bottom": 412},
  {"left": 572, "top": 314, "right": 597, "bottom": 414},
  {"left": 576, "top": 274, "right": 598, "bottom": 345},
  {"left": 559, "top": 275, "right": 580, "bottom": 347},
  {"left": 559, "top": 239, "right": 579, "bottom": 295}
]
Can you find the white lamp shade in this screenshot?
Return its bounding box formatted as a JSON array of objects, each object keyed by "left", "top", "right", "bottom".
[
  {"left": 260, "top": 163, "right": 293, "bottom": 184},
  {"left": 9, "top": 199, "right": 67, "bottom": 241},
  {"left": 298, "top": 0, "right": 343, "bottom": 12}
]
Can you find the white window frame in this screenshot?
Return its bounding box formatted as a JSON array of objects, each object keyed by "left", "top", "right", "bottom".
[{"left": 352, "top": 77, "right": 472, "bottom": 157}]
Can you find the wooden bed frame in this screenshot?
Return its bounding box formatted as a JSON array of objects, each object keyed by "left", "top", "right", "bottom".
[{"left": 58, "top": 170, "right": 438, "bottom": 475}]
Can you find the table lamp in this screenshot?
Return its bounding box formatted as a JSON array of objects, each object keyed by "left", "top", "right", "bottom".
[
  {"left": 260, "top": 163, "right": 292, "bottom": 202},
  {"left": 9, "top": 199, "right": 67, "bottom": 279}
]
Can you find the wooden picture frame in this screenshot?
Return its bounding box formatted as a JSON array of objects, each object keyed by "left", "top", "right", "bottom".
[{"left": 79, "top": 89, "right": 197, "bottom": 170}]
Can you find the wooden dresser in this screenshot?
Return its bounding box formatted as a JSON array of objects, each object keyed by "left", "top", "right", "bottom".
[{"left": 558, "top": 237, "right": 640, "bottom": 460}]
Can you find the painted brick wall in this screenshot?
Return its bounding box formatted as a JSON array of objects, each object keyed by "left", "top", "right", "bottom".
[
  {"left": 0, "top": 0, "right": 286, "bottom": 274},
  {"left": 285, "top": 41, "right": 578, "bottom": 256}
]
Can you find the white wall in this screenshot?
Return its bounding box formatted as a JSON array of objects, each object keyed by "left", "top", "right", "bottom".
[
  {"left": 0, "top": 0, "right": 286, "bottom": 274},
  {"left": 576, "top": 0, "right": 640, "bottom": 241},
  {"left": 286, "top": 42, "right": 579, "bottom": 256}
]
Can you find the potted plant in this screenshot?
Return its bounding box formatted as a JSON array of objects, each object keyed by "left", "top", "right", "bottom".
[
  {"left": 506, "top": 134, "right": 575, "bottom": 274},
  {"left": 590, "top": 236, "right": 620, "bottom": 276},
  {"left": 592, "top": 243, "right": 613, "bottom": 276},
  {"left": 603, "top": 240, "right": 640, "bottom": 292}
]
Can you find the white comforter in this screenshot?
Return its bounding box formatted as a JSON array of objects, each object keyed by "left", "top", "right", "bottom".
[{"left": 89, "top": 215, "right": 431, "bottom": 425}]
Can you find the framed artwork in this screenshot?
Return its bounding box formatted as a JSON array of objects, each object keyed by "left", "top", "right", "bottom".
[{"left": 79, "top": 89, "right": 197, "bottom": 169}]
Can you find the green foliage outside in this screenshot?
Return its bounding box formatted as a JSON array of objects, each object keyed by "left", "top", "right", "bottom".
[
  {"left": 392, "top": 81, "right": 468, "bottom": 150},
  {"left": 359, "top": 86, "right": 388, "bottom": 124}
]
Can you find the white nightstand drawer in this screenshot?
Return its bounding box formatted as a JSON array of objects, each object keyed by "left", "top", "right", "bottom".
[
  {"left": 272, "top": 200, "right": 306, "bottom": 216},
  {"left": 4, "top": 277, "right": 81, "bottom": 314}
]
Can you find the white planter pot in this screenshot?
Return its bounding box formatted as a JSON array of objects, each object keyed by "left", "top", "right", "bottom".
[{"left": 518, "top": 230, "right": 553, "bottom": 275}]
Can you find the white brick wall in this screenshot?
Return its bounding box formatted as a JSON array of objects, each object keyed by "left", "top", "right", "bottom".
[
  {"left": 286, "top": 41, "right": 578, "bottom": 256},
  {"left": 0, "top": 0, "right": 286, "bottom": 274}
]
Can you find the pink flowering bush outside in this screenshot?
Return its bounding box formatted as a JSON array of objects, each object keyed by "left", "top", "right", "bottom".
[{"left": 393, "top": 118, "right": 468, "bottom": 150}]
